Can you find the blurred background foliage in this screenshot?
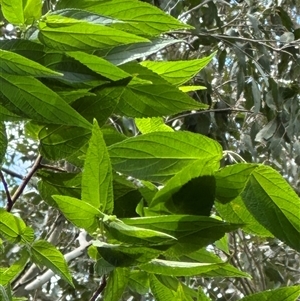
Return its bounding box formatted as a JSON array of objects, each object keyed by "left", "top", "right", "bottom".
[{"left": 1, "top": 0, "right": 299, "bottom": 300}]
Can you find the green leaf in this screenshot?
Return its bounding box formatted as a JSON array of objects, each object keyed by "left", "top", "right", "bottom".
[
  {"left": 0, "top": 105, "right": 23, "bottom": 121},
  {"left": 153, "top": 274, "right": 197, "bottom": 301},
  {"left": 38, "top": 81, "right": 126, "bottom": 161},
  {"left": 101, "top": 38, "right": 183, "bottom": 66},
  {"left": 52, "top": 195, "right": 103, "bottom": 234},
  {"left": 0, "top": 209, "right": 34, "bottom": 244},
  {"left": 0, "top": 50, "right": 62, "bottom": 77},
  {"left": 38, "top": 15, "right": 148, "bottom": 51},
  {"left": 66, "top": 51, "right": 132, "bottom": 81},
  {"left": 37, "top": 171, "right": 82, "bottom": 206},
  {"left": 1, "top": 0, "right": 41, "bottom": 24},
  {"left": 215, "top": 196, "right": 273, "bottom": 237},
  {"left": 149, "top": 274, "right": 186, "bottom": 301},
  {"left": 72, "top": 80, "right": 129, "bottom": 124},
  {"left": 102, "top": 126, "right": 127, "bottom": 147},
  {"left": 94, "top": 241, "right": 167, "bottom": 267},
  {"left": 239, "top": 286, "right": 300, "bottom": 301},
  {"left": 179, "top": 86, "right": 207, "bottom": 92},
  {"left": 0, "top": 40, "right": 45, "bottom": 63},
  {"left": 141, "top": 53, "right": 215, "bottom": 86},
  {"left": 56, "top": 0, "right": 193, "bottom": 36},
  {"left": 150, "top": 160, "right": 219, "bottom": 215},
  {"left": 53, "top": 8, "right": 122, "bottom": 25},
  {"left": 241, "top": 165, "right": 300, "bottom": 251},
  {"left": 215, "top": 163, "right": 259, "bottom": 204},
  {"left": 108, "top": 131, "right": 222, "bottom": 183},
  {"left": 128, "top": 270, "right": 149, "bottom": 295},
  {"left": 0, "top": 122, "right": 7, "bottom": 165},
  {"left": 112, "top": 174, "right": 143, "bottom": 218},
  {"left": 0, "top": 249, "right": 29, "bottom": 285},
  {"left": 141, "top": 259, "right": 223, "bottom": 276},
  {"left": 38, "top": 125, "right": 91, "bottom": 161},
  {"left": 0, "top": 74, "right": 92, "bottom": 129},
  {"left": 103, "top": 268, "right": 129, "bottom": 301},
  {"left": 184, "top": 249, "right": 250, "bottom": 278},
  {"left": 115, "top": 63, "right": 207, "bottom": 118},
  {"left": 135, "top": 117, "right": 173, "bottom": 134},
  {"left": 82, "top": 120, "right": 113, "bottom": 213},
  {"left": 122, "top": 215, "right": 241, "bottom": 256},
  {"left": 104, "top": 219, "right": 176, "bottom": 246},
  {"left": 31, "top": 240, "right": 73, "bottom": 287}
]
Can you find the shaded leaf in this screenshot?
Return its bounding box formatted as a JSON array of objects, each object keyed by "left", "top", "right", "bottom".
[
  {"left": 0, "top": 123, "right": 7, "bottom": 165},
  {"left": 37, "top": 171, "right": 82, "bottom": 206},
  {"left": 0, "top": 39, "right": 45, "bottom": 63},
  {"left": 115, "top": 63, "right": 207, "bottom": 118},
  {"left": 150, "top": 160, "right": 219, "bottom": 215},
  {"left": 122, "top": 215, "right": 241, "bottom": 256},
  {"left": 94, "top": 241, "right": 167, "bottom": 267},
  {"left": 39, "top": 125, "right": 91, "bottom": 161},
  {"left": 101, "top": 38, "right": 183, "bottom": 66},
  {"left": 0, "top": 50, "right": 62, "bottom": 77}
]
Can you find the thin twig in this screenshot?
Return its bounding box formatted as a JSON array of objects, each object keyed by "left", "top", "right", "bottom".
[
  {"left": 6, "top": 154, "right": 43, "bottom": 212},
  {"left": 0, "top": 170, "right": 12, "bottom": 207},
  {"left": 1, "top": 167, "right": 24, "bottom": 180},
  {"left": 89, "top": 276, "right": 107, "bottom": 301},
  {"left": 166, "top": 107, "right": 253, "bottom": 124},
  {"left": 39, "top": 164, "right": 67, "bottom": 173},
  {"left": 180, "top": 0, "right": 212, "bottom": 19}
]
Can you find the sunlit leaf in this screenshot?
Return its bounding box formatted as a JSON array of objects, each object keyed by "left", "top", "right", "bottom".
[
  {"left": 239, "top": 286, "right": 300, "bottom": 301},
  {"left": 0, "top": 74, "right": 91, "bottom": 129},
  {"left": 241, "top": 165, "right": 300, "bottom": 251},
  {"left": 82, "top": 120, "right": 113, "bottom": 213},
  {"left": 103, "top": 268, "right": 130, "bottom": 301},
  {"left": 109, "top": 131, "right": 222, "bottom": 183},
  {"left": 38, "top": 15, "right": 148, "bottom": 51},
  {"left": 135, "top": 117, "right": 173, "bottom": 134},
  {"left": 0, "top": 249, "right": 29, "bottom": 285},
  {"left": 141, "top": 52, "right": 215, "bottom": 86},
  {"left": 31, "top": 240, "right": 73, "bottom": 287},
  {"left": 52, "top": 195, "right": 103, "bottom": 234}
]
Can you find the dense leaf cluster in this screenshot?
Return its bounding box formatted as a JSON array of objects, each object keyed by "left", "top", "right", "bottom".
[{"left": 0, "top": 0, "right": 299, "bottom": 300}]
